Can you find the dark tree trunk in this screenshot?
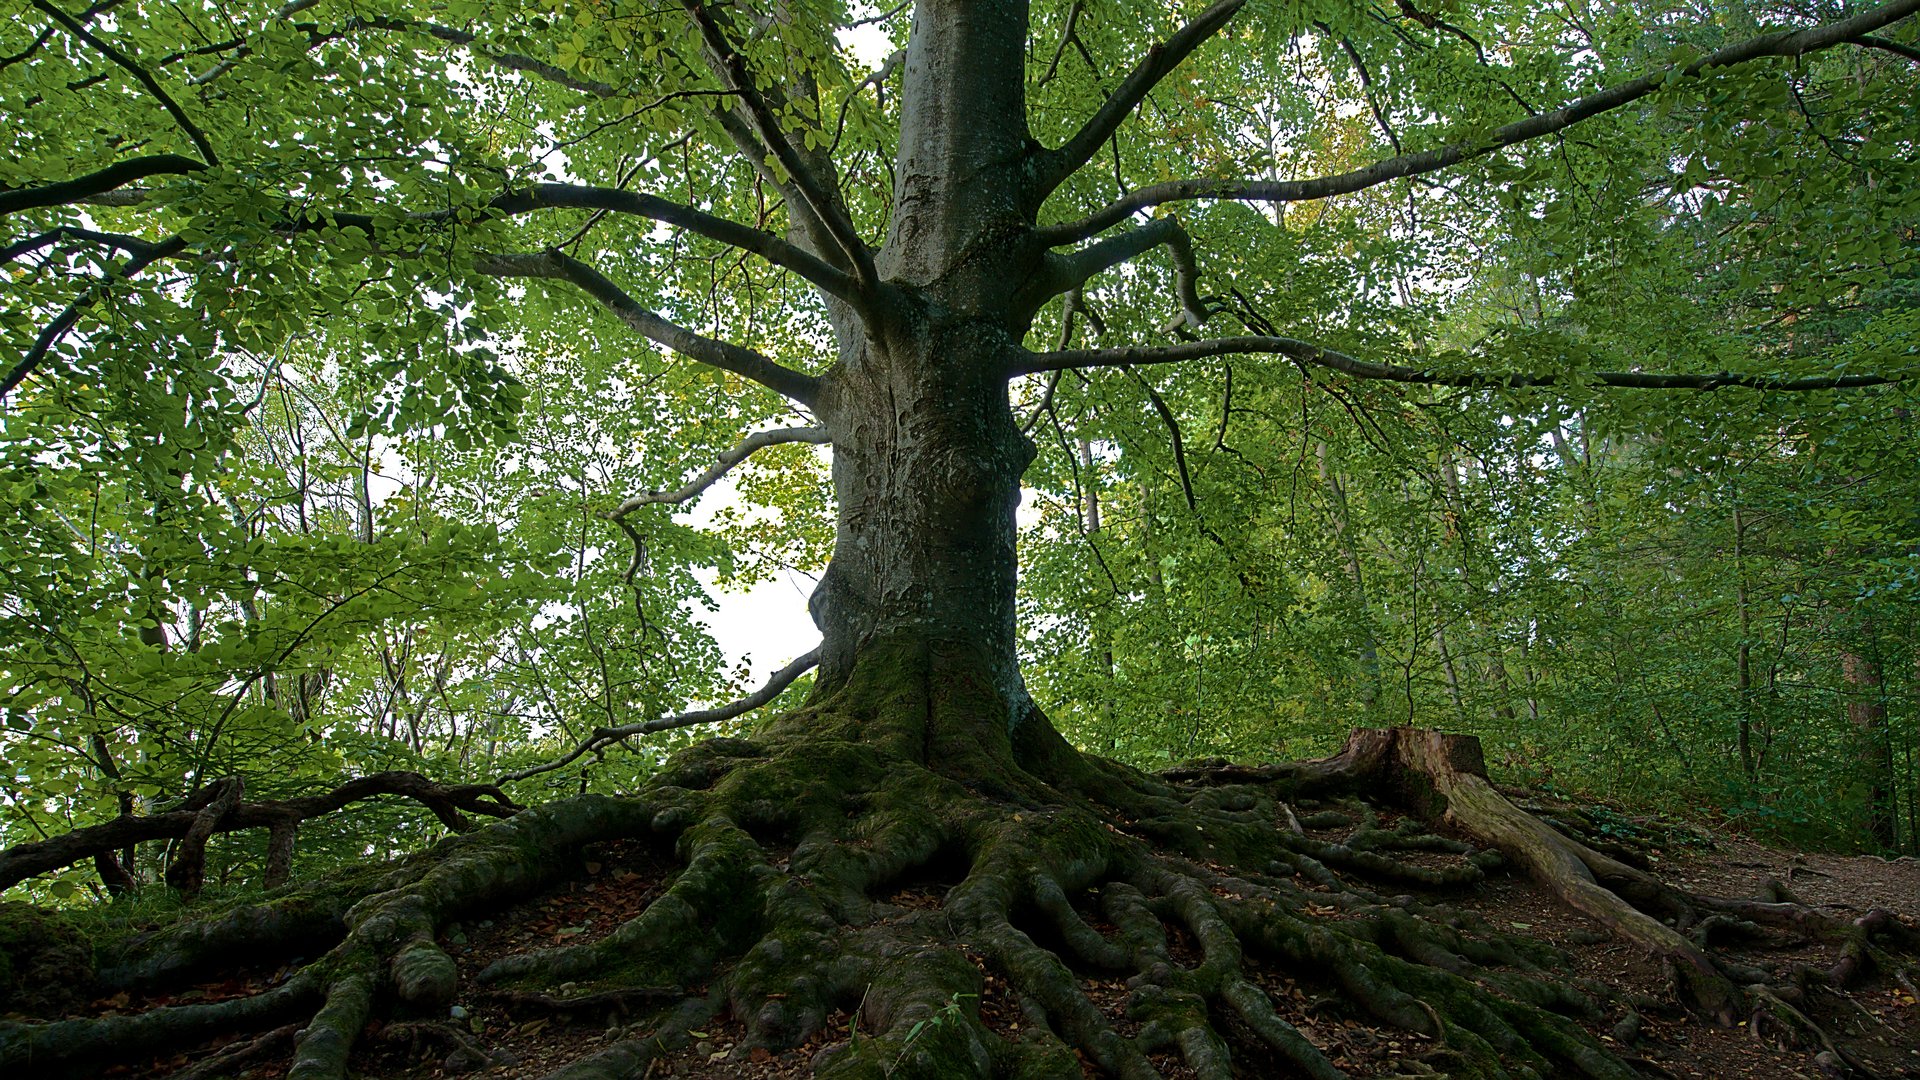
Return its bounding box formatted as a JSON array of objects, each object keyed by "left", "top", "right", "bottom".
[
  {"left": 1842, "top": 641, "right": 1898, "bottom": 850},
  {"left": 803, "top": 313, "right": 1038, "bottom": 758},
  {"left": 785, "top": 0, "right": 1052, "bottom": 771}
]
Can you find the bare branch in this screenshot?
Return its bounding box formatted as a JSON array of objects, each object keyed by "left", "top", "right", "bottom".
[
  {"left": 178, "top": 8, "right": 618, "bottom": 93},
  {"left": 0, "top": 224, "right": 167, "bottom": 263},
  {"left": 487, "top": 184, "right": 860, "bottom": 301},
  {"left": 1132, "top": 367, "right": 1245, "bottom": 572},
  {"left": 29, "top": 0, "right": 219, "bottom": 166},
  {"left": 1028, "top": 215, "right": 1207, "bottom": 330},
  {"left": 1033, "top": 0, "right": 1247, "bottom": 198},
  {"left": 4, "top": 181, "right": 846, "bottom": 401},
  {"left": 362, "top": 16, "right": 618, "bottom": 97},
  {"left": 844, "top": 0, "right": 912, "bottom": 29},
  {"left": 1038, "top": 0, "right": 1920, "bottom": 243},
  {"left": 1851, "top": 33, "right": 1920, "bottom": 62},
  {"left": 681, "top": 0, "right": 875, "bottom": 287},
  {"left": 9, "top": 176, "right": 857, "bottom": 299},
  {"left": 497, "top": 646, "right": 822, "bottom": 785},
  {"left": 1036, "top": 0, "right": 1084, "bottom": 88},
  {"left": 1013, "top": 335, "right": 1900, "bottom": 392},
  {"left": 481, "top": 249, "right": 820, "bottom": 406},
  {"left": 830, "top": 48, "right": 904, "bottom": 153},
  {"left": 1, "top": 235, "right": 189, "bottom": 401},
  {"left": 0, "top": 153, "right": 205, "bottom": 218},
  {"left": 607, "top": 426, "right": 829, "bottom": 518},
  {"left": 0, "top": 771, "right": 520, "bottom": 891}
]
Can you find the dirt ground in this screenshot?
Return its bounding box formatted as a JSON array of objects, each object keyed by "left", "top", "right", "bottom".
[{"left": 63, "top": 799, "right": 1920, "bottom": 1080}]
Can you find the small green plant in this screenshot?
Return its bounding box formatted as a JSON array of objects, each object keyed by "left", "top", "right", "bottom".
[{"left": 889, "top": 992, "right": 977, "bottom": 1076}]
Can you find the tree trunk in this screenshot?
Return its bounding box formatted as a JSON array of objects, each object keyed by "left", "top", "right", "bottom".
[
  {"left": 779, "top": 0, "right": 1052, "bottom": 773},
  {"left": 801, "top": 313, "right": 1039, "bottom": 767},
  {"left": 1841, "top": 639, "right": 1898, "bottom": 850}
]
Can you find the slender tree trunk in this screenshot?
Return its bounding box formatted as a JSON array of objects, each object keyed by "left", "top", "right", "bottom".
[
  {"left": 1733, "top": 501, "right": 1756, "bottom": 780},
  {"left": 1841, "top": 635, "right": 1898, "bottom": 849},
  {"left": 1315, "top": 441, "right": 1382, "bottom": 708}
]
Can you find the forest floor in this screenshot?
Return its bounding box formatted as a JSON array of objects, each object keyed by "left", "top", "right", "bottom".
[{"left": 52, "top": 788, "right": 1920, "bottom": 1080}]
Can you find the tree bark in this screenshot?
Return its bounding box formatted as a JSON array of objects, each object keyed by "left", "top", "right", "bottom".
[{"left": 1841, "top": 639, "right": 1898, "bottom": 849}]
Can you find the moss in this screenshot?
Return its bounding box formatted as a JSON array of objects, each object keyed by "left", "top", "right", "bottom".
[
  {"left": 0, "top": 902, "right": 93, "bottom": 1016},
  {"left": 992, "top": 1031, "right": 1085, "bottom": 1080},
  {"left": 2, "top": 724, "right": 1834, "bottom": 1080},
  {"left": 390, "top": 937, "right": 458, "bottom": 1010}
]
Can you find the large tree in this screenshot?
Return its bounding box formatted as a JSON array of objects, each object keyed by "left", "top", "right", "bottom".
[{"left": 2, "top": 0, "right": 1918, "bottom": 1077}]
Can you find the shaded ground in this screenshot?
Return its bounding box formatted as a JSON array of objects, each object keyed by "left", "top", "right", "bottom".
[{"left": 50, "top": 788, "right": 1918, "bottom": 1080}]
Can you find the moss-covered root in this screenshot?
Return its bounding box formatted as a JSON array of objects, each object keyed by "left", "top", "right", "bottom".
[
  {"left": 1386, "top": 728, "right": 1746, "bottom": 1024},
  {"left": 740, "top": 733, "right": 1661, "bottom": 1080},
  {"left": 275, "top": 795, "right": 658, "bottom": 1080},
  {"left": 0, "top": 972, "right": 321, "bottom": 1079},
  {"left": 0, "top": 795, "right": 653, "bottom": 1080},
  {"left": 538, "top": 995, "right": 719, "bottom": 1080}
]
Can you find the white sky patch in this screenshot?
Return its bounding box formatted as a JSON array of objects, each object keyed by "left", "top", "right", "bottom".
[
  {"left": 682, "top": 469, "right": 1048, "bottom": 683},
  {"left": 681, "top": 471, "right": 822, "bottom": 682},
  {"left": 839, "top": 20, "right": 897, "bottom": 68}
]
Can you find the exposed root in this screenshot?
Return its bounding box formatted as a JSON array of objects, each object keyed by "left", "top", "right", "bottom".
[
  {"left": 0, "top": 771, "right": 521, "bottom": 895},
  {"left": 166, "top": 1022, "right": 299, "bottom": 1080},
  {"left": 2, "top": 725, "right": 1912, "bottom": 1080}
]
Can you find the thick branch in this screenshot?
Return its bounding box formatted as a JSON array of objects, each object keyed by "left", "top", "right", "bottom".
[
  {"left": 1014, "top": 335, "right": 1898, "bottom": 391},
  {"left": 1030, "top": 216, "right": 1206, "bottom": 330},
  {"left": 5, "top": 182, "right": 841, "bottom": 400},
  {"left": 682, "top": 0, "right": 875, "bottom": 286},
  {"left": 1038, "top": 0, "right": 1920, "bottom": 243},
  {"left": 61, "top": 178, "right": 856, "bottom": 294},
  {"left": 29, "top": 0, "right": 219, "bottom": 166},
  {"left": 607, "top": 426, "right": 829, "bottom": 518},
  {"left": 1851, "top": 32, "right": 1920, "bottom": 62},
  {"left": 0, "top": 153, "right": 205, "bottom": 218},
  {"left": 163, "top": 776, "right": 245, "bottom": 895},
  {"left": 481, "top": 249, "right": 820, "bottom": 406},
  {"left": 1033, "top": 0, "right": 1247, "bottom": 198},
  {"left": 498, "top": 645, "right": 822, "bottom": 784},
  {"left": 484, "top": 184, "right": 858, "bottom": 301},
  {"left": 0, "top": 772, "right": 519, "bottom": 891},
  {"left": 0, "top": 224, "right": 168, "bottom": 263}
]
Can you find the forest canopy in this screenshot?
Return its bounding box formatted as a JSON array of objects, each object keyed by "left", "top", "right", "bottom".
[
  {"left": 2, "top": 0, "right": 1913, "bottom": 875},
  {"left": 1, "top": 0, "right": 1919, "bottom": 1076}
]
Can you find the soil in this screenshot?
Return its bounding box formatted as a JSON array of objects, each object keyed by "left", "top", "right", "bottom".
[{"left": 51, "top": 800, "right": 1920, "bottom": 1080}]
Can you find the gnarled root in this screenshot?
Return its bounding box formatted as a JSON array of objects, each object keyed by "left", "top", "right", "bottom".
[{"left": 1, "top": 725, "right": 1911, "bottom": 1080}]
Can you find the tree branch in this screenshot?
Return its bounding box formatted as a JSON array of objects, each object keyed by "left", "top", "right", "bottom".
[
  {"left": 484, "top": 184, "right": 859, "bottom": 301},
  {"left": 1, "top": 235, "right": 189, "bottom": 401},
  {"left": 4, "top": 182, "right": 845, "bottom": 401},
  {"left": 681, "top": 0, "right": 875, "bottom": 287},
  {"left": 20, "top": 178, "right": 858, "bottom": 300},
  {"left": 0, "top": 224, "right": 167, "bottom": 263},
  {"left": 0, "top": 771, "right": 520, "bottom": 891},
  {"left": 0, "top": 153, "right": 206, "bottom": 218},
  {"left": 1029, "top": 216, "right": 1207, "bottom": 330},
  {"left": 1850, "top": 33, "right": 1920, "bottom": 62},
  {"left": 1038, "top": 0, "right": 1920, "bottom": 243},
  {"left": 481, "top": 249, "right": 820, "bottom": 406},
  {"left": 607, "top": 426, "right": 829, "bottom": 518},
  {"left": 1033, "top": 0, "right": 1247, "bottom": 198},
  {"left": 1013, "top": 335, "right": 1899, "bottom": 391},
  {"left": 29, "top": 0, "right": 219, "bottom": 166},
  {"left": 353, "top": 16, "right": 618, "bottom": 97},
  {"left": 497, "top": 646, "right": 822, "bottom": 785}
]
